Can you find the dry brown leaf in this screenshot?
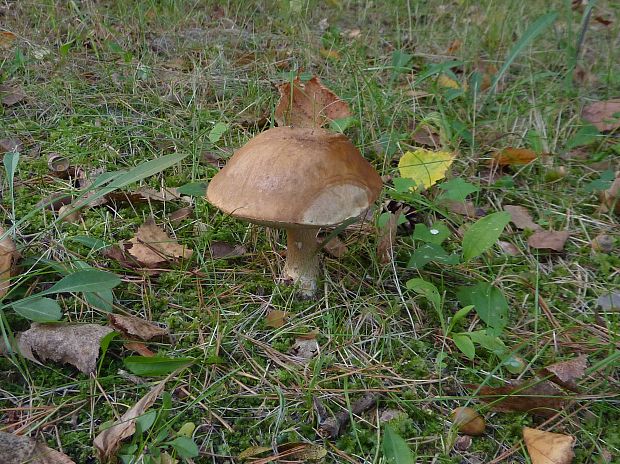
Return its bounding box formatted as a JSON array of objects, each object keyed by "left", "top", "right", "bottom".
[
  {"left": 446, "top": 39, "right": 463, "bottom": 54},
  {"left": 16, "top": 323, "right": 113, "bottom": 374},
  {"left": 591, "top": 234, "right": 614, "bottom": 253},
  {"left": 492, "top": 147, "right": 537, "bottom": 166},
  {"left": 274, "top": 76, "right": 351, "bottom": 128},
  {"left": 265, "top": 309, "right": 289, "bottom": 328},
  {"left": 528, "top": 230, "right": 570, "bottom": 251},
  {"left": 108, "top": 313, "right": 169, "bottom": 342},
  {"left": 289, "top": 334, "right": 319, "bottom": 364},
  {"left": 57, "top": 204, "right": 82, "bottom": 224},
  {"left": 412, "top": 125, "right": 441, "bottom": 148},
  {"left": 450, "top": 407, "right": 485, "bottom": 436},
  {"left": 593, "top": 15, "right": 613, "bottom": 26},
  {"left": 504, "top": 205, "right": 541, "bottom": 231},
  {"left": 0, "top": 137, "right": 22, "bottom": 153},
  {"left": 523, "top": 427, "right": 574, "bottom": 464},
  {"left": 105, "top": 187, "right": 182, "bottom": 205},
  {"left": 572, "top": 65, "right": 597, "bottom": 87},
  {"left": 208, "top": 240, "right": 246, "bottom": 259},
  {"left": 0, "top": 31, "right": 17, "bottom": 48},
  {"left": 582, "top": 99, "right": 620, "bottom": 132},
  {"left": 0, "top": 227, "right": 18, "bottom": 298},
  {"left": 94, "top": 379, "right": 167, "bottom": 463},
  {"left": 168, "top": 206, "right": 193, "bottom": 225},
  {"left": 320, "top": 235, "right": 348, "bottom": 258},
  {"left": 47, "top": 153, "right": 70, "bottom": 176},
  {"left": 201, "top": 151, "right": 225, "bottom": 168},
  {"left": 539, "top": 355, "right": 587, "bottom": 392},
  {"left": 0, "top": 431, "right": 76, "bottom": 464},
  {"left": 600, "top": 176, "right": 620, "bottom": 214},
  {"left": 498, "top": 240, "right": 521, "bottom": 256},
  {"left": 470, "top": 380, "right": 567, "bottom": 417},
  {"left": 441, "top": 200, "right": 486, "bottom": 218},
  {"left": 377, "top": 211, "right": 398, "bottom": 265},
  {"left": 0, "top": 84, "right": 25, "bottom": 106},
  {"left": 124, "top": 341, "right": 156, "bottom": 357},
  {"left": 127, "top": 219, "right": 193, "bottom": 267}
]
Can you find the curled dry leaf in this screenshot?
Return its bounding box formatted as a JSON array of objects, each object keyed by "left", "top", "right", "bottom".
[
  {"left": 265, "top": 309, "right": 289, "bottom": 328},
  {"left": 319, "top": 234, "right": 348, "bottom": 258},
  {"left": 274, "top": 76, "right": 351, "bottom": 128},
  {"left": 47, "top": 153, "right": 70, "bottom": 177},
  {"left": 16, "top": 323, "right": 113, "bottom": 374},
  {"left": 412, "top": 125, "right": 441, "bottom": 149},
  {"left": 208, "top": 241, "right": 246, "bottom": 259},
  {"left": 450, "top": 407, "right": 485, "bottom": 436},
  {"left": 0, "top": 84, "right": 26, "bottom": 106},
  {"left": 504, "top": 205, "right": 541, "bottom": 231},
  {"left": 0, "top": 227, "right": 18, "bottom": 298},
  {"left": 108, "top": 313, "right": 169, "bottom": 342},
  {"left": 581, "top": 98, "right": 620, "bottom": 132},
  {"left": 0, "top": 431, "right": 76, "bottom": 464},
  {"left": 539, "top": 355, "right": 587, "bottom": 392},
  {"left": 600, "top": 176, "right": 620, "bottom": 214},
  {"left": 528, "top": 230, "right": 570, "bottom": 252},
  {"left": 469, "top": 380, "right": 566, "bottom": 417},
  {"left": 319, "top": 392, "right": 378, "bottom": 438},
  {"left": 57, "top": 204, "right": 82, "bottom": 224},
  {"left": 123, "top": 341, "right": 156, "bottom": 357},
  {"left": 127, "top": 219, "right": 193, "bottom": 268},
  {"left": 491, "top": 147, "right": 537, "bottom": 166},
  {"left": 105, "top": 187, "right": 182, "bottom": 205},
  {"left": 94, "top": 379, "right": 167, "bottom": 463},
  {"left": 168, "top": 206, "right": 193, "bottom": 225},
  {"left": 523, "top": 427, "right": 574, "bottom": 464}
]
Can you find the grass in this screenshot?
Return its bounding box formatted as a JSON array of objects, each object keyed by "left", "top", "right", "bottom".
[{"left": 1, "top": 0, "right": 619, "bottom": 463}]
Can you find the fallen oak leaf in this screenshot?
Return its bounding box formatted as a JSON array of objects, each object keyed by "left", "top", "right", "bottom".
[
  {"left": 319, "top": 234, "right": 348, "bottom": 258},
  {"left": 539, "top": 355, "right": 587, "bottom": 392},
  {"left": 0, "top": 431, "right": 76, "bottom": 464},
  {"left": 15, "top": 323, "right": 113, "bottom": 374},
  {"left": 582, "top": 98, "right": 620, "bottom": 132},
  {"left": 168, "top": 206, "right": 193, "bottom": 225},
  {"left": 468, "top": 380, "right": 567, "bottom": 417},
  {"left": 94, "top": 378, "right": 168, "bottom": 463},
  {"left": 127, "top": 219, "right": 193, "bottom": 268},
  {"left": 523, "top": 427, "right": 574, "bottom": 464},
  {"left": 504, "top": 205, "right": 542, "bottom": 231},
  {"left": 275, "top": 76, "right": 351, "bottom": 128},
  {"left": 491, "top": 147, "right": 537, "bottom": 166},
  {"left": 528, "top": 230, "right": 570, "bottom": 251}
]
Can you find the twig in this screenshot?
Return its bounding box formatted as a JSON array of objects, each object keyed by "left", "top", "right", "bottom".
[{"left": 318, "top": 392, "right": 379, "bottom": 439}]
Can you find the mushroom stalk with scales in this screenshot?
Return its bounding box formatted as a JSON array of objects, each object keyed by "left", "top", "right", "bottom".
[{"left": 206, "top": 127, "right": 382, "bottom": 297}]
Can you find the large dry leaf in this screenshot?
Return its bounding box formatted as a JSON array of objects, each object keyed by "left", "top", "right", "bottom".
[
  {"left": 470, "top": 380, "right": 566, "bottom": 417},
  {"left": 0, "top": 227, "right": 18, "bottom": 298},
  {"left": 491, "top": 147, "right": 537, "bottom": 166},
  {"left": 0, "top": 431, "right": 75, "bottom": 464},
  {"left": 0, "top": 84, "right": 25, "bottom": 106},
  {"left": 16, "top": 323, "right": 113, "bottom": 374},
  {"left": 504, "top": 205, "right": 541, "bottom": 231},
  {"left": 275, "top": 76, "right": 351, "bottom": 128},
  {"left": 127, "top": 219, "right": 193, "bottom": 267},
  {"left": 94, "top": 380, "right": 167, "bottom": 463},
  {"left": 539, "top": 355, "right": 587, "bottom": 392},
  {"left": 581, "top": 98, "right": 620, "bottom": 131},
  {"left": 528, "top": 230, "right": 570, "bottom": 251},
  {"left": 108, "top": 314, "right": 169, "bottom": 342},
  {"left": 523, "top": 427, "right": 574, "bottom": 464}
]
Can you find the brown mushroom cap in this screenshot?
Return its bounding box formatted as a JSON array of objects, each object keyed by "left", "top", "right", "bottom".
[{"left": 206, "top": 127, "right": 382, "bottom": 228}]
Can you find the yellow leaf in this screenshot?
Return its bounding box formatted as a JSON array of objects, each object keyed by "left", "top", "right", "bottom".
[
  {"left": 437, "top": 74, "right": 461, "bottom": 89},
  {"left": 398, "top": 148, "right": 455, "bottom": 190},
  {"left": 523, "top": 427, "right": 574, "bottom": 464}
]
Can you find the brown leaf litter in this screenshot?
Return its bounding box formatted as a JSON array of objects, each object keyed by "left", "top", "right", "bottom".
[
  {"left": 274, "top": 76, "right": 351, "bottom": 128},
  {"left": 523, "top": 427, "right": 575, "bottom": 464},
  {"left": 491, "top": 147, "right": 537, "bottom": 167},
  {"left": 377, "top": 210, "right": 399, "bottom": 265},
  {"left": 581, "top": 98, "right": 620, "bottom": 132},
  {"left": 108, "top": 313, "right": 170, "bottom": 342},
  {"left": 504, "top": 205, "right": 541, "bottom": 231},
  {"left": 527, "top": 230, "right": 570, "bottom": 251},
  {"left": 208, "top": 240, "right": 246, "bottom": 259},
  {"left": 0, "top": 431, "right": 75, "bottom": 464},
  {"left": 538, "top": 355, "right": 588, "bottom": 392},
  {"left": 0, "top": 84, "right": 25, "bottom": 107}
]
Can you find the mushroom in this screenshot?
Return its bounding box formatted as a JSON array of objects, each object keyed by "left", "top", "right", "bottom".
[{"left": 206, "top": 126, "right": 382, "bottom": 297}]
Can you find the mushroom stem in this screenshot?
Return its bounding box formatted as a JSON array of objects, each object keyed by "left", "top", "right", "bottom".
[{"left": 283, "top": 227, "right": 320, "bottom": 297}]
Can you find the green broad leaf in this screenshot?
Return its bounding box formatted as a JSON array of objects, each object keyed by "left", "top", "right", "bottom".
[
  {"left": 176, "top": 182, "right": 208, "bottom": 197},
  {"left": 391, "top": 49, "right": 413, "bottom": 74},
  {"left": 452, "top": 333, "right": 476, "bottom": 360},
  {"left": 584, "top": 170, "right": 615, "bottom": 193},
  {"left": 84, "top": 289, "right": 114, "bottom": 312},
  {"left": 406, "top": 278, "right": 441, "bottom": 311},
  {"left": 489, "top": 12, "right": 558, "bottom": 94},
  {"left": 502, "top": 354, "right": 526, "bottom": 374},
  {"left": 377, "top": 211, "right": 407, "bottom": 228},
  {"left": 168, "top": 436, "right": 199, "bottom": 459},
  {"left": 135, "top": 410, "right": 157, "bottom": 435},
  {"left": 462, "top": 211, "right": 511, "bottom": 261},
  {"left": 124, "top": 356, "right": 194, "bottom": 376},
  {"left": 330, "top": 116, "right": 357, "bottom": 133},
  {"left": 407, "top": 243, "right": 459, "bottom": 269},
  {"left": 11, "top": 297, "right": 62, "bottom": 322},
  {"left": 437, "top": 178, "right": 479, "bottom": 202},
  {"left": 447, "top": 305, "right": 475, "bottom": 334},
  {"left": 393, "top": 177, "right": 418, "bottom": 194},
  {"left": 412, "top": 222, "right": 450, "bottom": 245},
  {"left": 457, "top": 283, "right": 509, "bottom": 334},
  {"left": 382, "top": 425, "right": 415, "bottom": 464},
  {"left": 43, "top": 269, "right": 121, "bottom": 295},
  {"left": 67, "top": 235, "right": 111, "bottom": 252},
  {"left": 414, "top": 60, "right": 464, "bottom": 85},
  {"left": 208, "top": 122, "right": 229, "bottom": 144},
  {"left": 467, "top": 330, "right": 507, "bottom": 355},
  {"left": 98, "top": 331, "right": 118, "bottom": 371},
  {"left": 566, "top": 124, "right": 600, "bottom": 150}
]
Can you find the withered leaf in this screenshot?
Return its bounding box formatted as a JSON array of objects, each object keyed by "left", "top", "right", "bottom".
[
  {"left": 0, "top": 431, "right": 76, "bottom": 464},
  {"left": 441, "top": 199, "right": 486, "bottom": 218},
  {"left": 0, "top": 84, "right": 25, "bottom": 107},
  {"left": 470, "top": 380, "right": 567, "bottom": 417},
  {"left": 0, "top": 138, "right": 22, "bottom": 154},
  {"left": 289, "top": 334, "right": 319, "bottom": 364},
  {"left": 600, "top": 176, "right": 620, "bottom": 214},
  {"left": 94, "top": 379, "right": 167, "bottom": 463},
  {"left": 492, "top": 147, "right": 537, "bottom": 166},
  {"left": 0, "top": 31, "right": 17, "bottom": 48},
  {"left": 498, "top": 240, "right": 521, "bottom": 256},
  {"left": 124, "top": 341, "right": 156, "bottom": 357},
  {"left": 275, "top": 76, "right": 351, "bottom": 128},
  {"left": 412, "top": 125, "right": 441, "bottom": 149},
  {"left": 201, "top": 151, "right": 225, "bottom": 168},
  {"left": 582, "top": 99, "right": 620, "bottom": 132},
  {"left": 528, "top": 231, "right": 570, "bottom": 251},
  {"left": 523, "top": 427, "right": 574, "bottom": 464},
  {"left": 377, "top": 211, "right": 398, "bottom": 265},
  {"left": 265, "top": 309, "right": 289, "bottom": 328},
  {"left": 0, "top": 227, "right": 18, "bottom": 298},
  {"left": 105, "top": 187, "right": 182, "bottom": 204},
  {"left": 108, "top": 313, "right": 169, "bottom": 342},
  {"left": 539, "top": 355, "right": 587, "bottom": 392},
  {"left": 127, "top": 219, "right": 193, "bottom": 268},
  {"left": 320, "top": 235, "right": 348, "bottom": 258},
  {"left": 208, "top": 241, "right": 246, "bottom": 259},
  {"left": 168, "top": 206, "right": 193, "bottom": 225},
  {"left": 591, "top": 234, "right": 614, "bottom": 253},
  {"left": 16, "top": 323, "right": 113, "bottom": 374},
  {"left": 504, "top": 205, "right": 541, "bottom": 231}
]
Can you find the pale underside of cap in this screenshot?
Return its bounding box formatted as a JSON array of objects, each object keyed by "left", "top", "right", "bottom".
[{"left": 206, "top": 126, "right": 382, "bottom": 228}]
